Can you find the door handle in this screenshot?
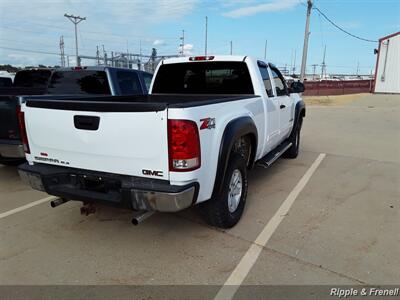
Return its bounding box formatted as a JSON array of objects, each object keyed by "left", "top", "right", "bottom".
[{"left": 280, "top": 104, "right": 286, "bottom": 109}]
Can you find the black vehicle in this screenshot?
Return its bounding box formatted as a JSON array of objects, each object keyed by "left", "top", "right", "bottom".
[
  {"left": 0, "top": 67, "right": 153, "bottom": 165},
  {"left": 0, "top": 76, "right": 13, "bottom": 87}
]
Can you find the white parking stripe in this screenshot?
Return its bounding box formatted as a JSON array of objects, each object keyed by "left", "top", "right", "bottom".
[
  {"left": 0, "top": 196, "right": 57, "bottom": 220},
  {"left": 215, "top": 153, "right": 326, "bottom": 300}
]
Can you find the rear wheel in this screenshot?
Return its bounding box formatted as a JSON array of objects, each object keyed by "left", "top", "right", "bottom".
[
  {"left": 283, "top": 117, "right": 303, "bottom": 159},
  {"left": 201, "top": 154, "right": 248, "bottom": 228}
]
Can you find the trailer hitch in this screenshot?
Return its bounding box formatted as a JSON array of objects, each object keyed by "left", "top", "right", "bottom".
[{"left": 80, "top": 202, "right": 96, "bottom": 216}]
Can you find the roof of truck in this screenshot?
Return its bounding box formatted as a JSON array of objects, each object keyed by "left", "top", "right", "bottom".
[
  {"left": 162, "top": 55, "right": 251, "bottom": 64},
  {"left": 54, "top": 66, "right": 151, "bottom": 74},
  {"left": 160, "top": 55, "right": 274, "bottom": 68}
]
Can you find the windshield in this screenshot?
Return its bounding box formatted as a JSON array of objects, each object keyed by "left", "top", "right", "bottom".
[
  {"left": 13, "top": 70, "right": 52, "bottom": 88},
  {"left": 152, "top": 61, "right": 254, "bottom": 94},
  {"left": 47, "top": 70, "right": 111, "bottom": 95}
]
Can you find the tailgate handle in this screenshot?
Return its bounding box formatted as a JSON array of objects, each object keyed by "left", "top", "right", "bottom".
[{"left": 74, "top": 115, "right": 100, "bottom": 131}]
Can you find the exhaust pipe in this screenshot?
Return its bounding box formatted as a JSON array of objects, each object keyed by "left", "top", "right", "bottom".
[
  {"left": 50, "top": 198, "right": 69, "bottom": 208},
  {"left": 132, "top": 211, "right": 155, "bottom": 225}
]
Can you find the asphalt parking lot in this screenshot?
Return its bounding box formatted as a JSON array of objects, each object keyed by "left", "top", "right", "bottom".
[{"left": 0, "top": 93, "right": 399, "bottom": 299}]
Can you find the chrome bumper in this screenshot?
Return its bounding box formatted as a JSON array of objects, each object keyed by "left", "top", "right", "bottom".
[
  {"left": 0, "top": 141, "right": 25, "bottom": 158},
  {"left": 131, "top": 187, "right": 196, "bottom": 212}
]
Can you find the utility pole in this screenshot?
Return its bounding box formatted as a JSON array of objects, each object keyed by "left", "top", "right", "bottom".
[
  {"left": 230, "top": 41, "right": 232, "bottom": 55},
  {"left": 64, "top": 13, "right": 86, "bottom": 66},
  {"left": 300, "top": 0, "right": 312, "bottom": 82},
  {"left": 126, "top": 40, "right": 130, "bottom": 68},
  {"left": 293, "top": 50, "right": 297, "bottom": 75},
  {"left": 321, "top": 45, "right": 326, "bottom": 79},
  {"left": 179, "top": 30, "right": 185, "bottom": 56},
  {"left": 102, "top": 45, "right": 107, "bottom": 66},
  {"left": 151, "top": 48, "right": 157, "bottom": 72},
  {"left": 59, "top": 36, "right": 65, "bottom": 67},
  {"left": 312, "top": 64, "right": 318, "bottom": 80},
  {"left": 96, "top": 46, "right": 100, "bottom": 65},
  {"left": 290, "top": 49, "right": 294, "bottom": 74},
  {"left": 138, "top": 40, "right": 142, "bottom": 70},
  {"left": 356, "top": 61, "right": 360, "bottom": 76},
  {"left": 264, "top": 40, "right": 267, "bottom": 60},
  {"left": 205, "top": 16, "right": 208, "bottom": 56}
]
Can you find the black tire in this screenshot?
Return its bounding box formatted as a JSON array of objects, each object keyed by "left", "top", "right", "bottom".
[
  {"left": 201, "top": 154, "right": 248, "bottom": 229},
  {"left": 283, "top": 117, "right": 303, "bottom": 159}
]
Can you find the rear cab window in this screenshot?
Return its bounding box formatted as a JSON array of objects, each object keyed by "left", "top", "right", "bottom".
[
  {"left": 152, "top": 61, "right": 254, "bottom": 94},
  {"left": 47, "top": 70, "right": 111, "bottom": 95},
  {"left": 142, "top": 73, "right": 153, "bottom": 91},
  {"left": 13, "top": 70, "right": 52, "bottom": 88},
  {"left": 116, "top": 71, "right": 141, "bottom": 95}
]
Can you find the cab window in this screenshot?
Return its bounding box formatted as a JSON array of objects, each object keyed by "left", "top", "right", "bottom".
[
  {"left": 143, "top": 73, "right": 153, "bottom": 92},
  {"left": 116, "top": 71, "right": 141, "bottom": 95},
  {"left": 257, "top": 61, "right": 273, "bottom": 97},
  {"left": 271, "top": 68, "right": 287, "bottom": 96}
]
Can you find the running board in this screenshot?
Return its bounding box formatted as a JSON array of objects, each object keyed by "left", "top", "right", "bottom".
[{"left": 256, "top": 142, "right": 292, "bottom": 169}]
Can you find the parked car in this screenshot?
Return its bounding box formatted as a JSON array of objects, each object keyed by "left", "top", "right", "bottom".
[
  {"left": 0, "top": 67, "right": 153, "bottom": 165},
  {"left": 0, "top": 77, "right": 12, "bottom": 87},
  {"left": 18, "top": 56, "right": 305, "bottom": 228},
  {"left": 0, "top": 69, "right": 52, "bottom": 165},
  {"left": 46, "top": 66, "right": 152, "bottom": 95},
  {"left": 0, "top": 71, "right": 14, "bottom": 87}
]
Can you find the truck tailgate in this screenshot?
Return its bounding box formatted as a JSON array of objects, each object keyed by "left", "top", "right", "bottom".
[{"left": 23, "top": 100, "right": 169, "bottom": 180}]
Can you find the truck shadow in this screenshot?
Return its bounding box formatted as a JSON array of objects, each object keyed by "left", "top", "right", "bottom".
[{"left": 79, "top": 155, "right": 308, "bottom": 233}]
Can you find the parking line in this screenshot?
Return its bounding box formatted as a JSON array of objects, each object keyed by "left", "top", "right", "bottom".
[
  {"left": 214, "top": 153, "right": 326, "bottom": 300},
  {"left": 0, "top": 196, "right": 56, "bottom": 220}
]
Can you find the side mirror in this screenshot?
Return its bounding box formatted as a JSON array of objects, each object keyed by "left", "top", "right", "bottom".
[{"left": 289, "top": 81, "right": 305, "bottom": 94}]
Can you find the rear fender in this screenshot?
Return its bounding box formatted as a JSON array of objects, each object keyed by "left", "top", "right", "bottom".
[{"left": 211, "top": 116, "right": 257, "bottom": 199}]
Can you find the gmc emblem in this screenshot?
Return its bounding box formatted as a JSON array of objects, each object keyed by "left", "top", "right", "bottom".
[{"left": 142, "top": 169, "right": 164, "bottom": 177}]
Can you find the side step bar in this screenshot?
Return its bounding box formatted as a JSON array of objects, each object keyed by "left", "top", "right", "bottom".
[{"left": 256, "top": 142, "right": 292, "bottom": 169}]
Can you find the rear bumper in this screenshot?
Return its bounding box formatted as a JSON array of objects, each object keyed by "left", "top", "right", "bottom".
[
  {"left": 18, "top": 163, "right": 198, "bottom": 212},
  {"left": 0, "top": 139, "right": 25, "bottom": 158}
]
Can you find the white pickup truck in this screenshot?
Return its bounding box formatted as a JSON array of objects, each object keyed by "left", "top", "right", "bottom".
[{"left": 18, "top": 56, "right": 305, "bottom": 228}]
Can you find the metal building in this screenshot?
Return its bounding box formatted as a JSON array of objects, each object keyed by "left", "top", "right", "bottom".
[{"left": 374, "top": 31, "right": 400, "bottom": 94}]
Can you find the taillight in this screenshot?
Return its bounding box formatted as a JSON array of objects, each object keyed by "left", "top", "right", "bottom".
[
  {"left": 168, "top": 120, "right": 201, "bottom": 172},
  {"left": 71, "top": 66, "right": 86, "bottom": 70},
  {"left": 189, "top": 56, "right": 215, "bottom": 61},
  {"left": 17, "top": 106, "right": 30, "bottom": 154}
]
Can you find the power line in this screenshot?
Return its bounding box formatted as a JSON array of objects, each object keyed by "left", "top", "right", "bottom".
[
  {"left": 313, "top": 6, "right": 377, "bottom": 43},
  {"left": 0, "top": 46, "right": 72, "bottom": 57}
]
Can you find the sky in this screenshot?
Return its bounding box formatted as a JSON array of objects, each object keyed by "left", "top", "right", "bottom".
[{"left": 0, "top": 0, "right": 399, "bottom": 74}]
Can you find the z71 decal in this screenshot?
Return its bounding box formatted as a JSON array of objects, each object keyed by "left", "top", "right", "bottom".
[{"left": 200, "top": 118, "right": 216, "bottom": 130}]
